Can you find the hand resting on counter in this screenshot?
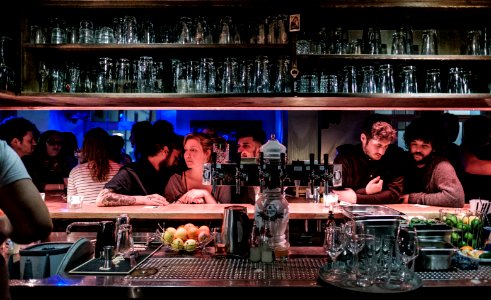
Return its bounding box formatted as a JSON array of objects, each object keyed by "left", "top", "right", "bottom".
[{"left": 95, "top": 188, "right": 169, "bottom": 207}]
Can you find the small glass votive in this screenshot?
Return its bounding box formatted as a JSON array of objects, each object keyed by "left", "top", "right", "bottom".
[
  {"left": 40, "top": 193, "right": 45, "bottom": 201},
  {"left": 67, "top": 195, "right": 84, "bottom": 209}
]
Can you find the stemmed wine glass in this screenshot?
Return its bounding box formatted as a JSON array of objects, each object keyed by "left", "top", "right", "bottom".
[
  {"left": 0, "top": 36, "right": 16, "bottom": 92},
  {"left": 397, "top": 228, "right": 419, "bottom": 285},
  {"left": 345, "top": 233, "right": 368, "bottom": 283},
  {"left": 323, "top": 226, "right": 347, "bottom": 282}
]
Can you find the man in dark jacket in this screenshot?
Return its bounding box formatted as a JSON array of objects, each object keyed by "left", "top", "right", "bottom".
[{"left": 333, "top": 114, "right": 404, "bottom": 204}]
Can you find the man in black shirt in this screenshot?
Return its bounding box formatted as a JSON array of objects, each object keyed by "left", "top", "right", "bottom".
[
  {"left": 96, "top": 125, "right": 173, "bottom": 207},
  {"left": 333, "top": 114, "right": 404, "bottom": 204}
]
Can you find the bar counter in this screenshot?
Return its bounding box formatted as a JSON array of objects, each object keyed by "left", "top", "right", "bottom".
[
  {"left": 44, "top": 192, "right": 459, "bottom": 221},
  {"left": 7, "top": 195, "right": 489, "bottom": 299},
  {"left": 8, "top": 231, "right": 491, "bottom": 300}
]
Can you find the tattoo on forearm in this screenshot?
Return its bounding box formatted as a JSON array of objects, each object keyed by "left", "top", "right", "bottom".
[{"left": 98, "top": 189, "right": 136, "bottom": 206}]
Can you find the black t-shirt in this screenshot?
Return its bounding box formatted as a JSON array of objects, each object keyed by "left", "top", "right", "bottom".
[{"left": 104, "top": 159, "right": 169, "bottom": 196}]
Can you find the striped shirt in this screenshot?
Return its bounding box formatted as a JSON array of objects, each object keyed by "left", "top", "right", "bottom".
[{"left": 67, "top": 161, "right": 122, "bottom": 203}]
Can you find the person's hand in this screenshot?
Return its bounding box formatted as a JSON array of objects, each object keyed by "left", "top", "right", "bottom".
[
  {"left": 141, "top": 194, "right": 169, "bottom": 206},
  {"left": 333, "top": 188, "right": 357, "bottom": 203},
  {"left": 400, "top": 194, "right": 409, "bottom": 204},
  {"left": 180, "top": 189, "right": 208, "bottom": 204},
  {"left": 366, "top": 176, "right": 383, "bottom": 194}
]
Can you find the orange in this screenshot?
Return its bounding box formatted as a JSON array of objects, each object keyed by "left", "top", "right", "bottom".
[{"left": 460, "top": 245, "right": 474, "bottom": 252}]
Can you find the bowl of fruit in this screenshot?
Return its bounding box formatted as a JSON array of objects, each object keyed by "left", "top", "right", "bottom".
[
  {"left": 160, "top": 223, "right": 213, "bottom": 253},
  {"left": 439, "top": 208, "right": 484, "bottom": 249}
]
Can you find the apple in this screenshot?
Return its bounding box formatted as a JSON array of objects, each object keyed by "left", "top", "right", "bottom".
[
  {"left": 184, "top": 239, "right": 197, "bottom": 252},
  {"left": 198, "top": 225, "right": 210, "bottom": 235},
  {"left": 198, "top": 231, "right": 211, "bottom": 244},
  {"left": 161, "top": 227, "right": 177, "bottom": 245},
  {"left": 174, "top": 227, "right": 188, "bottom": 241},
  {"left": 171, "top": 237, "right": 184, "bottom": 251}
]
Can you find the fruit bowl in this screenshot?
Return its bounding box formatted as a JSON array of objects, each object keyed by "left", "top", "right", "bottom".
[
  {"left": 439, "top": 208, "right": 484, "bottom": 249},
  {"left": 162, "top": 235, "right": 214, "bottom": 253},
  {"left": 160, "top": 223, "right": 213, "bottom": 253}
]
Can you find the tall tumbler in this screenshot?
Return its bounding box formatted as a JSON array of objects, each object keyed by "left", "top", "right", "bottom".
[
  {"left": 391, "top": 31, "right": 406, "bottom": 55},
  {"left": 154, "top": 60, "right": 164, "bottom": 93},
  {"left": 238, "top": 60, "right": 253, "bottom": 93},
  {"left": 465, "top": 30, "right": 481, "bottom": 55},
  {"left": 341, "top": 65, "right": 357, "bottom": 93},
  {"left": 421, "top": 29, "right": 438, "bottom": 55},
  {"left": 425, "top": 68, "right": 441, "bottom": 93},
  {"left": 197, "top": 57, "right": 216, "bottom": 93},
  {"left": 96, "top": 57, "right": 114, "bottom": 93},
  {"left": 448, "top": 67, "right": 464, "bottom": 93},
  {"left": 137, "top": 56, "right": 154, "bottom": 93},
  {"left": 399, "top": 65, "right": 418, "bottom": 93},
  {"left": 123, "top": 16, "right": 139, "bottom": 44},
  {"left": 115, "top": 58, "right": 132, "bottom": 93},
  {"left": 273, "top": 57, "right": 291, "bottom": 93},
  {"left": 65, "top": 63, "right": 80, "bottom": 93},
  {"left": 377, "top": 64, "right": 395, "bottom": 93},
  {"left": 253, "top": 56, "right": 271, "bottom": 93},
  {"left": 361, "top": 66, "right": 377, "bottom": 93}
]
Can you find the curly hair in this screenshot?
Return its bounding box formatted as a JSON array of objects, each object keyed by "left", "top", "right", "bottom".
[{"left": 361, "top": 114, "right": 397, "bottom": 143}]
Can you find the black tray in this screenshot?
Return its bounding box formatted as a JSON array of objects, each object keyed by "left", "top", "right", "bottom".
[{"left": 69, "top": 244, "right": 161, "bottom": 275}]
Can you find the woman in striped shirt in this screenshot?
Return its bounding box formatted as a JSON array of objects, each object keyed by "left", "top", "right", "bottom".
[{"left": 67, "top": 127, "right": 122, "bottom": 203}]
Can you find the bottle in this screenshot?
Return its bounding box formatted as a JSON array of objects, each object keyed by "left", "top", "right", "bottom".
[
  {"left": 260, "top": 220, "right": 274, "bottom": 263},
  {"left": 249, "top": 221, "right": 261, "bottom": 262}
]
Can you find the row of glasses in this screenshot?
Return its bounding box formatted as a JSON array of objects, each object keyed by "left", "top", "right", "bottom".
[
  {"left": 172, "top": 56, "right": 292, "bottom": 94},
  {"left": 323, "top": 222, "right": 420, "bottom": 289},
  {"left": 30, "top": 14, "right": 289, "bottom": 45},
  {"left": 298, "top": 64, "right": 474, "bottom": 94}
]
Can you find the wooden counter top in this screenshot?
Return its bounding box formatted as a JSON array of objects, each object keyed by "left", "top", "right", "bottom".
[{"left": 44, "top": 193, "right": 466, "bottom": 220}]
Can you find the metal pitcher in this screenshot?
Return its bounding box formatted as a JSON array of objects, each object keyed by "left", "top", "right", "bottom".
[{"left": 221, "top": 205, "right": 251, "bottom": 257}]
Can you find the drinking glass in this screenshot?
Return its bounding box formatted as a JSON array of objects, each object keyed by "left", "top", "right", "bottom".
[
  {"left": 322, "top": 226, "right": 346, "bottom": 282},
  {"left": 346, "top": 233, "right": 369, "bottom": 282},
  {"left": 400, "top": 65, "right": 418, "bottom": 93},
  {"left": 397, "top": 228, "right": 419, "bottom": 284},
  {"left": 116, "top": 224, "right": 135, "bottom": 258},
  {"left": 425, "top": 68, "right": 441, "bottom": 93}
]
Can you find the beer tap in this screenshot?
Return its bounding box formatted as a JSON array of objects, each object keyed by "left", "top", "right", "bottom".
[
  {"left": 234, "top": 153, "right": 247, "bottom": 194},
  {"left": 308, "top": 153, "right": 319, "bottom": 195},
  {"left": 258, "top": 152, "right": 269, "bottom": 193},
  {"left": 279, "top": 152, "right": 288, "bottom": 192},
  {"left": 211, "top": 152, "right": 218, "bottom": 194},
  {"left": 320, "top": 153, "right": 333, "bottom": 191}
]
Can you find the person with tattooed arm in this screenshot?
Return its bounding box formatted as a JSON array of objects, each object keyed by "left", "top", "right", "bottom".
[{"left": 96, "top": 125, "right": 172, "bottom": 207}]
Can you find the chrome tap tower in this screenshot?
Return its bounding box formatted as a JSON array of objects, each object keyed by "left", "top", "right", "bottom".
[{"left": 254, "top": 134, "right": 290, "bottom": 256}]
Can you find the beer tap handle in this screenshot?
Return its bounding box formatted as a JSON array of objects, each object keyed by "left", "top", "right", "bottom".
[
  {"left": 234, "top": 152, "right": 242, "bottom": 195},
  {"left": 323, "top": 153, "right": 330, "bottom": 189},
  {"left": 309, "top": 153, "right": 315, "bottom": 195},
  {"left": 259, "top": 152, "right": 265, "bottom": 193},
  {"left": 211, "top": 152, "right": 217, "bottom": 195},
  {"left": 280, "top": 152, "right": 286, "bottom": 192}
]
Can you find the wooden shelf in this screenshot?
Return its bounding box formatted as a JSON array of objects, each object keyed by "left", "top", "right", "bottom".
[{"left": 2, "top": 92, "right": 491, "bottom": 111}]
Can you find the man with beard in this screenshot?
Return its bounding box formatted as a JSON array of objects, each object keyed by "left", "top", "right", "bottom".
[
  {"left": 96, "top": 124, "right": 172, "bottom": 207},
  {"left": 0, "top": 116, "right": 40, "bottom": 158},
  {"left": 333, "top": 114, "right": 405, "bottom": 204},
  {"left": 236, "top": 127, "right": 266, "bottom": 159},
  {"left": 401, "top": 116, "right": 464, "bottom": 207}
]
